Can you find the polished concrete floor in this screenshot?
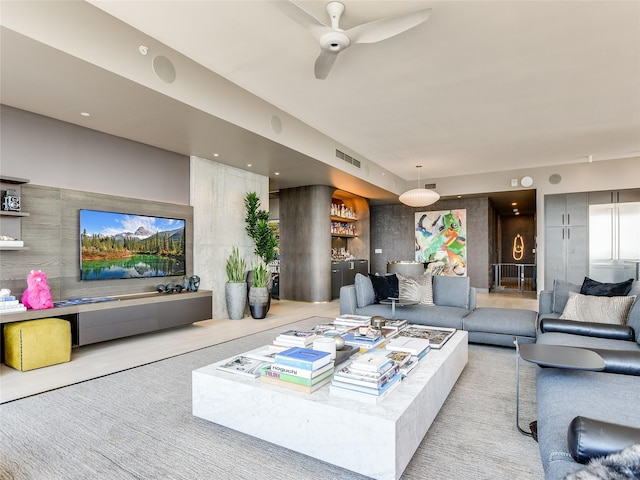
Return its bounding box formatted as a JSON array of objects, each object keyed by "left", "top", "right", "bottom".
[{"left": 0, "top": 292, "right": 538, "bottom": 403}]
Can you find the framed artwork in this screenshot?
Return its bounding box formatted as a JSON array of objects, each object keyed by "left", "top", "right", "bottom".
[{"left": 414, "top": 209, "right": 467, "bottom": 276}]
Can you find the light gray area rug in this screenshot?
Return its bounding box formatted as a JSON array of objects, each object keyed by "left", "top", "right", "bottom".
[{"left": 0, "top": 317, "right": 543, "bottom": 479}]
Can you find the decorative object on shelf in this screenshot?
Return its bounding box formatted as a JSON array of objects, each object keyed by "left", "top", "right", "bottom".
[
  {"left": 188, "top": 275, "right": 200, "bottom": 292},
  {"left": 155, "top": 283, "right": 183, "bottom": 294},
  {"left": 248, "top": 262, "right": 271, "bottom": 319},
  {"left": 1, "top": 188, "right": 21, "bottom": 212},
  {"left": 399, "top": 165, "right": 440, "bottom": 207},
  {"left": 21, "top": 270, "right": 53, "bottom": 310},
  {"left": 225, "top": 246, "right": 248, "bottom": 320}
]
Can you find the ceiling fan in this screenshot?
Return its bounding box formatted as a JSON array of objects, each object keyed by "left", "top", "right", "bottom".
[{"left": 276, "top": 1, "right": 432, "bottom": 79}]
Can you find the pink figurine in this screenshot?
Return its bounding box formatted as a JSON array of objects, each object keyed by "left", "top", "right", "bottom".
[{"left": 21, "top": 270, "right": 54, "bottom": 310}]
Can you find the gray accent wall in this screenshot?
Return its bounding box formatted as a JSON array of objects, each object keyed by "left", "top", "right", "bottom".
[
  {"left": 0, "top": 106, "right": 190, "bottom": 204},
  {"left": 370, "top": 197, "right": 493, "bottom": 291},
  {"left": 2, "top": 184, "right": 193, "bottom": 300},
  {"left": 279, "top": 185, "right": 334, "bottom": 302},
  {"left": 0, "top": 106, "right": 195, "bottom": 301}
]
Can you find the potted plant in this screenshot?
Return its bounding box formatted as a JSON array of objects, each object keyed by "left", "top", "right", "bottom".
[
  {"left": 225, "top": 246, "right": 247, "bottom": 320},
  {"left": 248, "top": 261, "right": 271, "bottom": 319},
  {"left": 245, "top": 192, "right": 279, "bottom": 310}
]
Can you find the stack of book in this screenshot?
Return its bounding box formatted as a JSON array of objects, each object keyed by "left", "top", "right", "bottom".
[
  {"left": 260, "top": 347, "right": 333, "bottom": 393},
  {"left": 329, "top": 351, "right": 403, "bottom": 404},
  {"left": 385, "top": 336, "right": 431, "bottom": 377},
  {"left": 334, "top": 314, "right": 372, "bottom": 329},
  {"left": 386, "top": 336, "right": 431, "bottom": 359},
  {"left": 271, "top": 329, "right": 318, "bottom": 351},
  {"left": 0, "top": 295, "right": 27, "bottom": 314}
]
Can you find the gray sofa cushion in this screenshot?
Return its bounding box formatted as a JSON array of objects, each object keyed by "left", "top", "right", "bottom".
[
  {"left": 536, "top": 368, "right": 640, "bottom": 479},
  {"left": 353, "top": 303, "right": 469, "bottom": 330},
  {"left": 552, "top": 279, "right": 581, "bottom": 314},
  {"left": 433, "top": 276, "right": 471, "bottom": 309},
  {"left": 464, "top": 307, "right": 537, "bottom": 337},
  {"left": 354, "top": 273, "right": 375, "bottom": 308}
]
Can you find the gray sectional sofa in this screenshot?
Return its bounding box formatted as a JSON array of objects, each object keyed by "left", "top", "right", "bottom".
[
  {"left": 533, "top": 279, "right": 640, "bottom": 479},
  {"left": 339, "top": 273, "right": 538, "bottom": 346}
]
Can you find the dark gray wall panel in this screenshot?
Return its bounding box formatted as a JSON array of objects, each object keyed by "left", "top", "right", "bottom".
[
  {"left": 370, "top": 197, "right": 492, "bottom": 290},
  {"left": 280, "top": 185, "right": 334, "bottom": 302},
  {"left": 1, "top": 184, "right": 194, "bottom": 300}
]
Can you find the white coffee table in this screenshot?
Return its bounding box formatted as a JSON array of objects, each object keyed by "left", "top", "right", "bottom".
[{"left": 193, "top": 330, "right": 468, "bottom": 480}]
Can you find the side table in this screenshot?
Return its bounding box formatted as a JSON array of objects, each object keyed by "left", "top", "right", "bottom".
[
  {"left": 514, "top": 341, "right": 605, "bottom": 438},
  {"left": 380, "top": 297, "right": 418, "bottom": 319}
]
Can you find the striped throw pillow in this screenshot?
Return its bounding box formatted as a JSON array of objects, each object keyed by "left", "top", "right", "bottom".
[
  {"left": 397, "top": 273, "right": 434, "bottom": 306},
  {"left": 560, "top": 291, "right": 636, "bottom": 325}
]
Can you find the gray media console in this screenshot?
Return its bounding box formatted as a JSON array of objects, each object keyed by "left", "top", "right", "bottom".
[{"left": 0, "top": 290, "right": 213, "bottom": 346}]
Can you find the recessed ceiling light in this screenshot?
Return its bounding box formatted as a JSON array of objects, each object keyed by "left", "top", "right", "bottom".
[
  {"left": 457, "top": 195, "right": 462, "bottom": 199},
  {"left": 274, "top": 172, "right": 280, "bottom": 176},
  {"left": 80, "top": 112, "right": 90, "bottom": 117},
  {"left": 212, "top": 153, "right": 220, "bottom": 157},
  {"left": 247, "top": 164, "right": 253, "bottom": 167},
  {"left": 511, "top": 202, "right": 517, "bottom": 206}
]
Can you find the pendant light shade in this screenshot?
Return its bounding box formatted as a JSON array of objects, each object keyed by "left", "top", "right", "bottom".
[{"left": 399, "top": 165, "right": 440, "bottom": 207}]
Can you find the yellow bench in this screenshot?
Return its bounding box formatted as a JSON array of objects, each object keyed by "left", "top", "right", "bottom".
[{"left": 4, "top": 318, "right": 71, "bottom": 371}]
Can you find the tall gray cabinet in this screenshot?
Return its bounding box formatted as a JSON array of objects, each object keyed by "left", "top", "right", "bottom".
[{"left": 544, "top": 193, "right": 588, "bottom": 289}]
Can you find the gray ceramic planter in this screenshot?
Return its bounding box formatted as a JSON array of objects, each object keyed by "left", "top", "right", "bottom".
[{"left": 225, "top": 282, "right": 247, "bottom": 320}]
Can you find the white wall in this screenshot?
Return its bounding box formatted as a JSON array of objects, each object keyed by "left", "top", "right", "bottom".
[{"left": 190, "top": 156, "right": 269, "bottom": 319}]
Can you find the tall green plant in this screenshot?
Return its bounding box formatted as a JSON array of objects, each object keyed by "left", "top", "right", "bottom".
[
  {"left": 225, "top": 246, "right": 247, "bottom": 283},
  {"left": 244, "top": 192, "right": 278, "bottom": 264}
]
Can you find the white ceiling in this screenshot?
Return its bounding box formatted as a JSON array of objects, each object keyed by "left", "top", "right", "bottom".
[
  {"left": 1, "top": 0, "right": 639, "bottom": 212},
  {"left": 88, "top": 0, "right": 640, "bottom": 178}
]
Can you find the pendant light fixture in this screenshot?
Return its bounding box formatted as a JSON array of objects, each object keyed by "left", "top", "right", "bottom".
[{"left": 399, "top": 165, "right": 440, "bottom": 207}]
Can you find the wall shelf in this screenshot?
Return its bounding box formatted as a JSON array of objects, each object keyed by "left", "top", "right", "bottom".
[
  {"left": 330, "top": 215, "right": 357, "bottom": 223},
  {"left": 0, "top": 176, "right": 29, "bottom": 185},
  {"left": 0, "top": 211, "right": 30, "bottom": 217},
  {"left": 0, "top": 177, "right": 30, "bottom": 249}
]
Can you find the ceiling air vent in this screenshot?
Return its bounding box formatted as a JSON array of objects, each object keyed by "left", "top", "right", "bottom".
[
  {"left": 336, "top": 149, "right": 361, "bottom": 168},
  {"left": 425, "top": 183, "right": 436, "bottom": 189}
]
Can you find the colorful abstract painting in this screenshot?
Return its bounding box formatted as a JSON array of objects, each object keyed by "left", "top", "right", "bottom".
[{"left": 415, "top": 209, "right": 467, "bottom": 276}]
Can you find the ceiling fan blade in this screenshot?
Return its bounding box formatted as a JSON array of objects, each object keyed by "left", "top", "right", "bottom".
[
  {"left": 274, "top": 0, "right": 331, "bottom": 40},
  {"left": 314, "top": 49, "right": 339, "bottom": 80},
  {"left": 347, "top": 8, "right": 432, "bottom": 44}
]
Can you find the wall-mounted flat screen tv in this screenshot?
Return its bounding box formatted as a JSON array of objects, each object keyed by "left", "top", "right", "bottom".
[{"left": 80, "top": 209, "right": 186, "bottom": 281}]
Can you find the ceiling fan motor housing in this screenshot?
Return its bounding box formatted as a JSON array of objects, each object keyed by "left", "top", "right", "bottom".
[{"left": 320, "top": 31, "right": 351, "bottom": 52}]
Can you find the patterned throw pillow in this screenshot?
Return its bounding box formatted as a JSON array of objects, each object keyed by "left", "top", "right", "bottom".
[
  {"left": 559, "top": 291, "right": 637, "bottom": 325},
  {"left": 396, "top": 273, "right": 434, "bottom": 306}
]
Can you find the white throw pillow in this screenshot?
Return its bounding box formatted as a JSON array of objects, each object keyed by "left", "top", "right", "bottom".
[
  {"left": 559, "top": 291, "right": 636, "bottom": 325},
  {"left": 396, "top": 273, "right": 434, "bottom": 306}
]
